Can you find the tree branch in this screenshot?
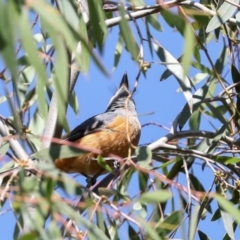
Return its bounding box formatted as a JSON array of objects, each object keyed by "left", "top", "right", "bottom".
[
  {"left": 104, "top": 0, "right": 237, "bottom": 29},
  {"left": 0, "top": 117, "right": 29, "bottom": 161},
  {"left": 40, "top": 0, "right": 90, "bottom": 149}
]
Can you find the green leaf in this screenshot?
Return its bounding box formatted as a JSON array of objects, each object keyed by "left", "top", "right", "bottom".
[
  {"left": 136, "top": 146, "right": 152, "bottom": 167},
  {"left": 206, "top": 103, "right": 228, "bottom": 126},
  {"left": 22, "top": 199, "right": 49, "bottom": 234},
  {"left": 133, "top": 201, "right": 143, "bottom": 211},
  {"left": 215, "top": 44, "right": 228, "bottom": 75},
  {"left": 231, "top": 64, "right": 240, "bottom": 124},
  {"left": 221, "top": 210, "right": 234, "bottom": 240},
  {"left": 29, "top": 1, "right": 78, "bottom": 59},
  {"left": 57, "top": 173, "right": 82, "bottom": 196},
  {"left": 56, "top": 0, "right": 79, "bottom": 31},
  {"left": 231, "top": 64, "right": 240, "bottom": 94},
  {"left": 132, "top": 0, "right": 146, "bottom": 6},
  {"left": 19, "top": 233, "right": 39, "bottom": 240},
  {"left": 205, "top": 105, "right": 227, "bottom": 118},
  {"left": 146, "top": 14, "right": 162, "bottom": 32},
  {"left": 54, "top": 202, "right": 109, "bottom": 240},
  {"left": 215, "top": 195, "right": 240, "bottom": 224},
  {"left": 119, "top": 5, "right": 139, "bottom": 60},
  {"left": 139, "top": 190, "right": 172, "bottom": 203},
  {"left": 96, "top": 208, "right": 111, "bottom": 239},
  {"left": 42, "top": 18, "right": 69, "bottom": 127},
  {"left": 78, "top": 13, "right": 91, "bottom": 73},
  {"left": 154, "top": 157, "right": 177, "bottom": 169},
  {"left": 212, "top": 156, "right": 240, "bottom": 164},
  {"left": 161, "top": 10, "right": 185, "bottom": 36},
  {"left": 198, "top": 230, "right": 211, "bottom": 240},
  {"left": 0, "top": 160, "right": 15, "bottom": 186},
  {"left": 160, "top": 68, "right": 173, "bottom": 81},
  {"left": 156, "top": 210, "right": 183, "bottom": 236},
  {"left": 192, "top": 61, "right": 214, "bottom": 75},
  {"left": 206, "top": 0, "right": 239, "bottom": 32},
  {"left": 145, "top": 20, "right": 153, "bottom": 57},
  {"left": 30, "top": 0, "right": 108, "bottom": 76},
  {"left": 143, "top": 222, "right": 162, "bottom": 240},
  {"left": 113, "top": 35, "right": 124, "bottom": 71},
  {"left": 46, "top": 221, "right": 62, "bottom": 239},
  {"left": 128, "top": 224, "right": 141, "bottom": 240},
  {"left": 165, "top": 157, "right": 183, "bottom": 181},
  {"left": 207, "top": 124, "right": 227, "bottom": 154},
  {"left": 153, "top": 41, "right": 192, "bottom": 111},
  {"left": 189, "top": 173, "right": 205, "bottom": 192},
  {"left": 178, "top": 81, "right": 213, "bottom": 129},
  {"left": 18, "top": 66, "right": 36, "bottom": 105},
  {"left": 211, "top": 208, "right": 221, "bottom": 221},
  {"left": 19, "top": 175, "right": 38, "bottom": 193},
  {"left": 189, "top": 206, "right": 199, "bottom": 240},
  {"left": 96, "top": 155, "right": 112, "bottom": 172},
  {"left": 230, "top": 190, "right": 240, "bottom": 205},
  {"left": 69, "top": 91, "right": 79, "bottom": 116},
  {"left": 28, "top": 109, "right": 46, "bottom": 151},
  {"left": 97, "top": 187, "right": 117, "bottom": 198},
  {"left": 138, "top": 171, "right": 148, "bottom": 193},
  {"left": 0, "top": 141, "right": 9, "bottom": 157},
  {"left": 193, "top": 45, "right": 201, "bottom": 63},
  {"left": 88, "top": 0, "right": 107, "bottom": 52},
  {"left": 189, "top": 109, "right": 201, "bottom": 131},
  {"left": 0, "top": 2, "right": 18, "bottom": 83},
  {"left": 15, "top": 6, "right": 48, "bottom": 119},
  {"left": 0, "top": 96, "right": 7, "bottom": 104},
  {"left": 31, "top": 145, "right": 87, "bottom": 161},
  {"left": 33, "top": 33, "right": 46, "bottom": 44},
  {"left": 182, "top": 24, "right": 195, "bottom": 76}
]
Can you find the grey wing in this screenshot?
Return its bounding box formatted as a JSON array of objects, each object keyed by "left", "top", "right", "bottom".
[{"left": 62, "top": 112, "right": 118, "bottom": 142}]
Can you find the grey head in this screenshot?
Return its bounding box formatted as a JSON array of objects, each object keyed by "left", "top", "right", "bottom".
[{"left": 105, "top": 73, "right": 136, "bottom": 113}]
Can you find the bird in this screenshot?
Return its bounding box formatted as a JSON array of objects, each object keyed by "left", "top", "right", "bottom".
[{"left": 55, "top": 73, "right": 141, "bottom": 180}]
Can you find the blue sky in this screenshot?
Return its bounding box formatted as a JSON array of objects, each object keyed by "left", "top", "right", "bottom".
[{"left": 0, "top": 5, "right": 237, "bottom": 239}]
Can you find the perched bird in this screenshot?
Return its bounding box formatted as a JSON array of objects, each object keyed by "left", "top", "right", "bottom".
[{"left": 55, "top": 73, "right": 141, "bottom": 179}]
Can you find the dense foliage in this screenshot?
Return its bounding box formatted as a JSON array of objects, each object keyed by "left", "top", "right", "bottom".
[{"left": 1, "top": 0, "right": 240, "bottom": 239}]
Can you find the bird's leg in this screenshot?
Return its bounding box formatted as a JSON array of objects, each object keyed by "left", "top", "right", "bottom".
[
  {"left": 80, "top": 173, "right": 96, "bottom": 188},
  {"left": 85, "top": 158, "right": 120, "bottom": 188},
  {"left": 85, "top": 176, "right": 97, "bottom": 187}
]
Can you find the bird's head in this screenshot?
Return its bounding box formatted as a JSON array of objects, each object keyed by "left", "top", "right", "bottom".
[{"left": 106, "top": 73, "right": 136, "bottom": 113}]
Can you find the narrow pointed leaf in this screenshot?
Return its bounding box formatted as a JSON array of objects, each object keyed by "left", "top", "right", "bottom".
[
  {"left": 198, "top": 230, "right": 211, "bottom": 240},
  {"left": 221, "top": 210, "right": 234, "bottom": 240},
  {"left": 215, "top": 195, "right": 240, "bottom": 224},
  {"left": 16, "top": 7, "right": 48, "bottom": 118},
  {"left": 0, "top": 2, "right": 17, "bottom": 81},
  {"left": 136, "top": 146, "right": 152, "bottom": 167},
  {"left": 113, "top": 35, "right": 124, "bottom": 70},
  {"left": 88, "top": 0, "right": 107, "bottom": 51},
  {"left": 178, "top": 81, "right": 211, "bottom": 129},
  {"left": 146, "top": 14, "right": 162, "bottom": 32},
  {"left": 206, "top": 0, "right": 239, "bottom": 32},
  {"left": 140, "top": 190, "right": 172, "bottom": 203},
  {"left": 119, "top": 5, "right": 139, "bottom": 60},
  {"left": 153, "top": 42, "right": 192, "bottom": 110},
  {"left": 156, "top": 210, "right": 183, "bottom": 236},
  {"left": 32, "top": 145, "right": 87, "bottom": 161},
  {"left": 29, "top": 0, "right": 108, "bottom": 76},
  {"left": 182, "top": 24, "right": 195, "bottom": 76}
]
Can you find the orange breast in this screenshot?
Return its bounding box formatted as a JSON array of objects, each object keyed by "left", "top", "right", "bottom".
[{"left": 55, "top": 116, "right": 140, "bottom": 176}]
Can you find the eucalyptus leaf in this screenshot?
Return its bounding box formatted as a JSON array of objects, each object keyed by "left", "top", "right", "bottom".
[
  {"left": 32, "top": 145, "right": 87, "bottom": 162},
  {"left": 140, "top": 190, "right": 172, "bottom": 203},
  {"left": 153, "top": 42, "right": 192, "bottom": 110},
  {"left": 206, "top": 0, "right": 239, "bottom": 32}
]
